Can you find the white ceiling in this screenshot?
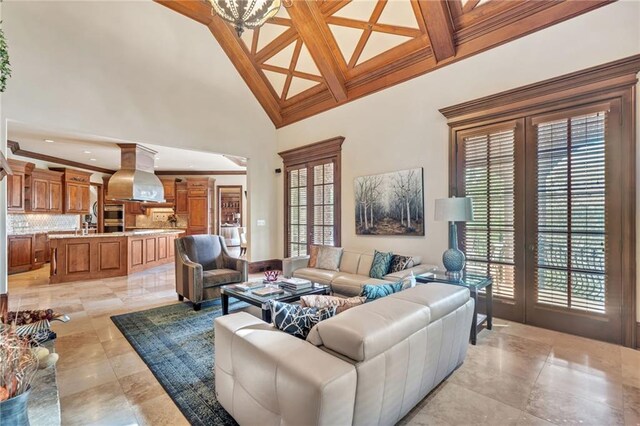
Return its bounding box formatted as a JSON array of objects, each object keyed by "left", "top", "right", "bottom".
[{"left": 7, "top": 122, "right": 246, "bottom": 172}]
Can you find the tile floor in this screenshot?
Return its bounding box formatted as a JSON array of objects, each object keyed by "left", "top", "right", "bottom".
[{"left": 7, "top": 264, "right": 640, "bottom": 426}]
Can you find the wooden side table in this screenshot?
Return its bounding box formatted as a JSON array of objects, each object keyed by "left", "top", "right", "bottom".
[{"left": 416, "top": 271, "right": 493, "bottom": 345}]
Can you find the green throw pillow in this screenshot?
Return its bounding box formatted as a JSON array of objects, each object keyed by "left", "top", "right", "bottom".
[
  {"left": 369, "top": 250, "right": 393, "bottom": 279},
  {"left": 361, "top": 282, "right": 403, "bottom": 302}
]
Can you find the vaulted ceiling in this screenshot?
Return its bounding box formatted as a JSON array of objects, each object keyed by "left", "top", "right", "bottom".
[{"left": 157, "top": 0, "right": 611, "bottom": 128}]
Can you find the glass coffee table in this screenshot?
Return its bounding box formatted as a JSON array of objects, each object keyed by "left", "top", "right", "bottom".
[
  {"left": 416, "top": 271, "right": 492, "bottom": 345},
  {"left": 220, "top": 281, "right": 330, "bottom": 323}
]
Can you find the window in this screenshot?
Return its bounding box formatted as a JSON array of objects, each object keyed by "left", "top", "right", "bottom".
[{"left": 279, "top": 137, "right": 343, "bottom": 257}]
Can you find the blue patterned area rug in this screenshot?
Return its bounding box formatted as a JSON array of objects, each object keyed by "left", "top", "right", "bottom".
[{"left": 111, "top": 301, "right": 245, "bottom": 426}]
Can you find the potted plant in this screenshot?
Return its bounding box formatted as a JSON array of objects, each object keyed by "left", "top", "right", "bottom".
[{"left": 0, "top": 328, "right": 39, "bottom": 426}]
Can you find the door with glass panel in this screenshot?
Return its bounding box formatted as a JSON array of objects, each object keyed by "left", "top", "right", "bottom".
[
  {"left": 456, "top": 120, "right": 526, "bottom": 322},
  {"left": 524, "top": 101, "right": 623, "bottom": 342},
  {"left": 286, "top": 159, "right": 340, "bottom": 257}
]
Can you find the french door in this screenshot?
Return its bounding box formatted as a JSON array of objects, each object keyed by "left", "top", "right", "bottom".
[
  {"left": 285, "top": 158, "right": 340, "bottom": 257},
  {"left": 456, "top": 100, "right": 625, "bottom": 343}
]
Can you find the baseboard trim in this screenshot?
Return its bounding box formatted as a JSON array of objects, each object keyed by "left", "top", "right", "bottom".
[
  {"left": 249, "top": 259, "right": 282, "bottom": 274},
  {"left": 0, "top": 293, "right": 8, "bottom": 320}
]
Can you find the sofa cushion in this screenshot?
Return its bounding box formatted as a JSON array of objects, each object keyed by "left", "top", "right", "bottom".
[
  {"left": 269, "top": 300, "right": 337, "bottom": 339},
  {"left": 293, "top": 268, "right": 343, "bottom": 286},
  {"left": 203, "top": 269, "right": 241, "bottom": 287},
  {"left": 339, "top": 250, "right": 361, "bottom": 274},
  {"left": 300, "top": 295, "right": 366, "bottom": 314},
  {"left": 316, "top": 247, "right": 344, "bottom": 271},
  {"left": 369, "top": 250, "right": 393, "bottom": 279},
  {"left": 390, "top": 283, "right": 470, "bottom": 322},
  {"left": 361, "top": 282, "right": 403, "bottom": 301},
  {"left": 308, "top": 245, "right": 320, "bottom": 268},
  {"left": 389, "top": 255, "right": 413, "bottom": 273},
  {"left": 312, "top": 287, "right": 435, "bottom": 362},
  {"left": 330, "top": 274, "right": 391, "bottom": 298},
  {"left": 356, "top": 254, "right": 374, "bottom": 276}
]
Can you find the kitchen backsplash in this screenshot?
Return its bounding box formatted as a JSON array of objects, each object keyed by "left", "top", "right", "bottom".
[
  {"left": 134, "top": 209, "right": 188, "bottom": 228},
  {"left": 8, "top": 214, "right": 81, "bottom": 235}
]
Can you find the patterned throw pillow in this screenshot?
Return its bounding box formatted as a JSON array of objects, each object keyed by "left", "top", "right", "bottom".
[
  {"left": 369, "top": 250, "right": 393, "bottom": 279},
  {"left": 389, "top": 255, "right": 414, "bottom": 273},
  {"left": 308, "top": 245, "right": 320, "bottom": 268},
  {"left": 361, "top": 282, "right": 403, "bottom": 301},
  {"left": 300, "top": 295, "right": 366, "bottom": 314},
  {"left": 316, "top": 246, "right": 344, "bottom": 271},
  {"left": 269, "top": 300, "right": 336, "bottom": 339}
]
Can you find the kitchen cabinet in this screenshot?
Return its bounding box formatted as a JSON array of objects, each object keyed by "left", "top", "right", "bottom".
[
  {"left": 186, "top": 178, "right": 213, "bottom": 235},
  {"left": 175, "top": 182, "right": 188, "bottom": 214},
  {"left": 126, "top": 202, "right": 146, "bottom": 215},
  {"left": 6, "top": 159, "right": 32, "bottom": 213},
  {"left": 29, "top": 169, "right": 64, "bottom": 213},
  {"left": 8, "top": 235, "right": 34, "bottom": 274},
  {"left": 54, "top": 169, "right": 92, "bottom": 214},
  {"left": 161, "top": 178, "right": 176, "bottom": 203},
  {"left": 33, "top": 233, "right": 49, "bottom": 268}
]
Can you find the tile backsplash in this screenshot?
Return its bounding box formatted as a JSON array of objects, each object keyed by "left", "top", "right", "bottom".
[
  {"left": 8, "top": 214, "right": 81, "bottom": 235},
  {"left": 134, "top": 208, "right": 188, "bottom": 229}
]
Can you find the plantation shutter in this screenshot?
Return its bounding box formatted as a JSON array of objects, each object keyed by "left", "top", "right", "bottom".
[
  {"left": 287, "top": 166, "right": 308, "bottom": 257},
  {"left": 312, "top": 161, "right": 336, "bottom": 246},
  {"left": 461, "top": 126, "right": 516, "bottom": 299},
  {"left": 533, "top": 110, "right": 607, "bottom": 313}
]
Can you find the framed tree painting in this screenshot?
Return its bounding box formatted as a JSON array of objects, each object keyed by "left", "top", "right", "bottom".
[{"left": 354, "top": 167, "right": 424, "bottom": 236}]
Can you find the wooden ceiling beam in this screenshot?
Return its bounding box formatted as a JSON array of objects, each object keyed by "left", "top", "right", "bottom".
[
  {"left": 325, "top": 16, "right": 422, "bottom": 38},
  {"left": 254, "top": 27, "right": 298, "bottom": 64},
  {"left": 286, "top": 1, "right": 347, "bottom": 102},
  {"left": 261, "top": 64, "right": 324, "bottom": 82},
  {"left": 417, "top": 0, "right": 456, "bottom": 62}
]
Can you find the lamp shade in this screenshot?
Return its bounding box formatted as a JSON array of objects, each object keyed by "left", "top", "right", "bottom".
[{"left": 434, "top": 197, "right": 474, "bottom": 222}]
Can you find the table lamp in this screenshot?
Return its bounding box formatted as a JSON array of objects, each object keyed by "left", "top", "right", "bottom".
[{"left": 434, "top": 197, "right": 474, "bottom": 276}]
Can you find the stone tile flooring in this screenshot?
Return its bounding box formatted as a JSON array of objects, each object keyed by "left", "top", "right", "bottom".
[{"left": 7, "top": 265, "right": 640, "bottom": 425}]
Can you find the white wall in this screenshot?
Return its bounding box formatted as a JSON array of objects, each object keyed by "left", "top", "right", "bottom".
[
  {"left": 1, "top": 1, "right": 279, "bottom": 265},
  {"left": 276, "top": 2, "right": 640, "bottom": 315}
]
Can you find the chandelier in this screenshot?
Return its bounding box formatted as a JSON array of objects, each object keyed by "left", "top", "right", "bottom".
[{"left": 209, "top": 0, "right": 283, "bottom": 37}]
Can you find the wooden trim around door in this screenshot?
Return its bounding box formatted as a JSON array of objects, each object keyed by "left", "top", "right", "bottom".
[
  {"left": 216, "top": 185, "right": 243, "bottom": 234},
  {"left": 443, "top": 54, "right": 639, "bottom": 347},
  {"left": 0, "top": 293, "right": 7, "bottom": 321}
]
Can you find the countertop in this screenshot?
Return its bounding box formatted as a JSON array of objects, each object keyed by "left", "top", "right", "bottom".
[{"left": 48, "top": 229, "right": 185, "bottom": 239}]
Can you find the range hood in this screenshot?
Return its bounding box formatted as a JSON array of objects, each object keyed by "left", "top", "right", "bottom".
[{"left": 107, "top": 143, "right": 165, "bottom": 203}]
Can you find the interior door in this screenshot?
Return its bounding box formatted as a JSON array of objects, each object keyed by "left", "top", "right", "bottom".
[{"left": 524, "top": 101, "right": 623, "bottom": 343}]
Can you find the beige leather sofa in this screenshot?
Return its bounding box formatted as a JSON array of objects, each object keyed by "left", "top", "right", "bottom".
[
  {"left": 215, "top": 284, "right": 474, "bottom": 425},
  {"left": 282, "top": 249, "right": 437, "bottom": 297}
]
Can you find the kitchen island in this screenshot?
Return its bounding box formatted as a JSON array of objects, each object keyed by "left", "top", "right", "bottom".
[{"left": 49, "top": 230, "right": 184, "bottom": 284}]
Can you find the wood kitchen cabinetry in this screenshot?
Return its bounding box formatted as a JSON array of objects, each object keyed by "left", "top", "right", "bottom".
[
  {"left": 161, "top": 178, "right": 176, "bottom": 203},
  {"left": 8, "top": 235, "right": 34, "bottom": 274},
  {"left": 186, "top": 178, "right": 214, "bottom": 235},
  {"left": 175, "top": 182, "right": 188, "bottom": 214},
  {"left": 6, "top": 160, "right": 32, "bottom": 213},
  {"left": 57, "top": 169, "right": 92, "bottom": 214},
  {"left": 30, "top": 169, "right": 64, "bottom": 213}
]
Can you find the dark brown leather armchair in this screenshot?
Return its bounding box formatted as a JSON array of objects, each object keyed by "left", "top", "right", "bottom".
[{"left": 175, "top": 235, "right": 248, "bottom": 310}]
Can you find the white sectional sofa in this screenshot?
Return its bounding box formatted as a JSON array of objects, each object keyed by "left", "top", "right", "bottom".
[
  {"left": 282, "top": 249, "right": 437, "bottom": 297},
  {"left": 215, "top": 284, "right": 474, "bottom": 425}
]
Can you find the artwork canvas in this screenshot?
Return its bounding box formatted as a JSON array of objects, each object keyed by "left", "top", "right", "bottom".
[{"left": 354, "top": 168, "right": 424, "bottom": 236}]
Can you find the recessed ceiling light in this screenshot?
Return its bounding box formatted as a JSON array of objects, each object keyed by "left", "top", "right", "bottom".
[
  {"left": 188, "top": 165, "right": 194, "bottom": 168},
  {"left": 44, "top": 139, "right": 55, "bottom": 143},
  {"left": 90, "top": 158, "right": 97, "bottom": 161},
  {"left": 83, "top": 150, "right": 91, "bottom": 154}
]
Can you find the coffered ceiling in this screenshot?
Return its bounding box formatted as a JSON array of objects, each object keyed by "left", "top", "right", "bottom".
[{"left": 157, "top": 0, "right": 611, "bottom": 128}]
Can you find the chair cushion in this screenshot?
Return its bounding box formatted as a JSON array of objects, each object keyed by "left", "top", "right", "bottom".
[
  {"left": 316, "top": 246, "right": 344, "bottom": 271},
  {"left": 203, "top": 269, "right": 241, "bottom": 287},
  {"left": 268, "top": 300, "right": 337, "bottom": 339},
  {"left": 330, "top": 274, "right": 391, "bottom": 298},
  {"left": 369, "top": 250, "right": 393, "bottom": 279},
  {"left": 181, "top": 235, "right": 223, "bottom": 270},
  {"left": 293, "top": 268, "right": 343, "bottom": 286}
]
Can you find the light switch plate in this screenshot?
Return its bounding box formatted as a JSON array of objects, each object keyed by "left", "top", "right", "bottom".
[{"left": 257, "top": 220, "right": 266, "bottom": 226}]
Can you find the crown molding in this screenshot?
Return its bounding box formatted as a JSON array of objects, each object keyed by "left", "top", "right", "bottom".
[{"left": 7, "top": 140, "right": 116, "bottom": 174}]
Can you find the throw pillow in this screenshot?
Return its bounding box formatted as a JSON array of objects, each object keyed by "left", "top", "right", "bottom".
[
  {"left": 269, "top": 300, "right": 336, "bottom": 339},
  {"left": 361, "top": 282, "right": 403, "bottom": 302},
  {"left": 300, "top": 295, "right": 366, "bottom": 314},
  {"left": 389, "top": 255, "right": 414, "bottom": 273},
  {"left": 308, "top": 245, "right": 320, "bottom": 268},
  {"left": 316, "top": 246, "right": 344, "bottom": 271},
  {"left": 369, "top": 250, "right": 393, "bottom": 279}
]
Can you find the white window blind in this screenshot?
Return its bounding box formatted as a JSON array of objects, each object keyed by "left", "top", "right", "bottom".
[
  {"left": 288, "top": 167, "right": 308, "bottom": 256},
  {"left": 463, "top": 128, "right": 516, "bottom": 299},
  {"left": 535, "top": 111, "right": 606, "bottom": 313},
  {"left": 312, "top": 162, "right": 335, "bottom": 246}
]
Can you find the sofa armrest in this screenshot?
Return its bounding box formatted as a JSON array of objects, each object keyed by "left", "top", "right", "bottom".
[
  {"left": 215, "top": 313, "right": 357, "bottom": 426},
  {"left": 175, "top": 250, "right": 204, "bottom": 303},
  {"left": 282, "top": 255, "right": 310, "bottom": 278},
  {"left": 223, "top": 255, "right": 248, "bottom": 282}
]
